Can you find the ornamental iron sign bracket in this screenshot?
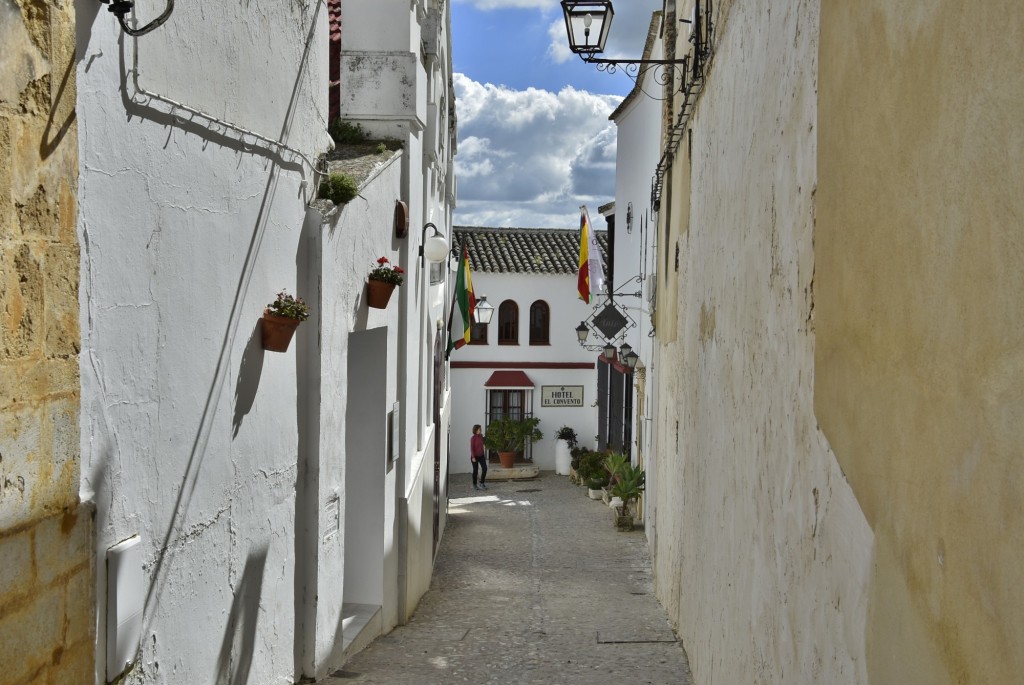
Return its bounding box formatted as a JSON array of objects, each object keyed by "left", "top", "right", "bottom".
[{"left": 583, "top": 296, "right": 635, "bottom": 342}]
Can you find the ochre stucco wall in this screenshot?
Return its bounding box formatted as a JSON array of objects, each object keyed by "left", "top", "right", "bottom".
[
  {"left": 0, "top": 0, "right": 93, "bottom": 682},
  {"left": 817, "top": 1, "right": 1024, "bottom": 682},
  {"left": 651, "top": 1, "right": 873, "bottom": 682}
]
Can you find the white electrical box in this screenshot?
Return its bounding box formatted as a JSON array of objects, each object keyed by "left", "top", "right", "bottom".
[{"left": 106, "top": 535, "right": 143, "bottom": 681}]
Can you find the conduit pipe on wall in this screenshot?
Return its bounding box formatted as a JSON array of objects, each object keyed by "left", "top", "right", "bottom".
[
  {"left": 122, "top": 6, "right": 329, "bottom": 190},
  {"left": 102, "top": 0, "right": 175, "bottom": 37}
]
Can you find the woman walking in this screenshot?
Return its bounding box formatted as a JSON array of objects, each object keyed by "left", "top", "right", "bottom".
[{"left": 471, "top": 424, "right": 487, "bottom": 490}]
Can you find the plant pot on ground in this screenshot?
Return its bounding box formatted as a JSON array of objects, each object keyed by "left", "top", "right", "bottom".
[
  {"left": 587, "top": 475, "right": 608, "bottom": 500},
  {"left": 614, "top": 507, "right": 634, "bottom": 531},
  {"left": 554, "top": 426, "right": 576, "bottom": 476},
  {"left": 609, "top": 462, "right": 646, "bottom": 531},
  {"left": 483, "top": 416, "right": 543, "bottom": 469}
]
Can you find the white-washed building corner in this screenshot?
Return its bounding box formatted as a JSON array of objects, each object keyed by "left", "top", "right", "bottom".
[{"left": 77, "top": 0, "right": 456, "bottom": 682}]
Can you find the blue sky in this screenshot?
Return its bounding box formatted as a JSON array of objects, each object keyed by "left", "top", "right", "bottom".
[
  {"left": 450, "top": 0, "right": 662, "bottom": 229},
  {"left": 451, "top": 3, "right": 637, "bottom": 96}
]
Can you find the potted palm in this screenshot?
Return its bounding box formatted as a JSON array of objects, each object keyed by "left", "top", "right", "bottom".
[
  {"left": 367, "top": 256, "right": 405, "bottom": 309},
  {"left": 610, "top": 462, "right": 645, "bottom": 531},
  {"left": 484, "top": 416, "right": 543, "bottom": 468},
  {"left": 261, "top": 290, "right": 310, "bottom": 352}
]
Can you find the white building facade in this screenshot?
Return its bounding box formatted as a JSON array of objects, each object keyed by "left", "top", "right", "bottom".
[
  {"left": 77, "top": 1, "right": 456, "bottom": 682},
  {"left": 606, "top": 11, "right": 664, "bottom": 526},
  {"left": 449, "top": 228, "right": 607, "bottom": 474}
]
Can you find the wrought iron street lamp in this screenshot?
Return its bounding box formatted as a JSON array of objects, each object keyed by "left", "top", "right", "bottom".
[{"left": 560, "top": 0, "right": 711, "bottom": 99}]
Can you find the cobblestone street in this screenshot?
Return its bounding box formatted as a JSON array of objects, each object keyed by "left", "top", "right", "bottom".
[{"left": 326, "top": 472, "right": 693, "bottom": 685}]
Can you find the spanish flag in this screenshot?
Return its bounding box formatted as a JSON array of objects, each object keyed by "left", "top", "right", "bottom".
[
  {"left": 446, "top": 242, "right": 476, "bottom": 358},
  {"left": 577, "top": 205, "right": 605, "bottom": 304}
]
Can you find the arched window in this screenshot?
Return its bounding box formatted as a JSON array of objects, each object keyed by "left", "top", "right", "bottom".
[
  {"left": 529, "top": 301, "right": 550, "bottom": 345},
  {"left": 498, "top": 300, "right": 519, "bottom": 345}
]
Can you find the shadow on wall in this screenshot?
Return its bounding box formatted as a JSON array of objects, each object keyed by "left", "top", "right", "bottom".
[
  {"left": 232, "top": 321, "right": 265, "bottom": 438},
  {"left": 214, "top": 546, "right": 269, "bottom": 685}
]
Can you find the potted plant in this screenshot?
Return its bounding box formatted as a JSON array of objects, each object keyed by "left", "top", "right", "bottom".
[
  {"left": 610, "top": 462, "right": 646, "bottom": 531},
  {"left": 554, "top": 425, "right": 577, "bottom": 476},
  {"left": 576, "top": 450, "right": 606, "bottom": 495},
  {"left": 367, "top": 256, "right": 405, "bottom": 309},
  {"left": 569, "top": 446, "right": 587, "bottom": 485},
  {"left": 261, "top": 290, "right": 310, "bottom": 352},
  {"left": 483, "top": 416, "right": 543, "bottom": 468},
  {"left": 586, "top": 474, "right": 608, "bottom": 500}
]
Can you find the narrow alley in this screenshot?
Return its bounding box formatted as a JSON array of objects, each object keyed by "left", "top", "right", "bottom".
[{"left": 326, "top": 473, "right": 693, "bottom": 685}]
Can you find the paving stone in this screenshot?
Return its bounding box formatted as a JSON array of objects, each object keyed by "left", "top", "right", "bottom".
[{"left": 324, "top": 473, "right": 693, "bottom": 685}]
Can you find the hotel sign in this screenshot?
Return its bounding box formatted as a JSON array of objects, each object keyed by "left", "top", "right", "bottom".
[{"left": 541, "top": 385, "right": 584, "bottom": 407}]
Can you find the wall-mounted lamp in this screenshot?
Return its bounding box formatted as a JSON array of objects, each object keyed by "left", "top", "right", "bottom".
[
  {"left": 602, "top": 343, "right": 618, "bottom": 360},
  {"left": 576, "top": 322, "right": 591, "bottom": 346},
  {"left": 474, "top": 296, "right": 494, "bottom": 325},
  {"left": 420, "top": 223, "right": 450, "bottom": 265},
  {"left": 560, "top": 0, "right": 712, "bottom": 99},
  {"left": 623, "top": 350, "right": 639, "bottom": 370}
]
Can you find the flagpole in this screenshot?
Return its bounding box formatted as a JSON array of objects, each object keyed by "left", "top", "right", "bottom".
[{"left": 444, "top": 238, "right": 464, "bottom": 360}]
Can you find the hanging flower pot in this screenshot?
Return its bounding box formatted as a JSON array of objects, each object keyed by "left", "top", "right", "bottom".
[
  {"left": 366, "top": 256, "right": 405, "bottom": 309},
  {"left": 366, "top": 279, "right": 397, "bottom": 309},
  {"left": 261, "top": 290, "right": 309, "bottom": 352}
]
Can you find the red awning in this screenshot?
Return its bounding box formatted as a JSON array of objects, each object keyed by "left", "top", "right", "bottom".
[{"left": 484, "top": 370, "right": 535, "bottom": 388}]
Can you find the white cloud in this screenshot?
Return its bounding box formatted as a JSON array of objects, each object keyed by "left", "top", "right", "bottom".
[
  {"left": 453, "top": 73, "right": 621, "bottom": 228},
  {"left": 546, "top": 19, "right": 573, "bottom": 64}
]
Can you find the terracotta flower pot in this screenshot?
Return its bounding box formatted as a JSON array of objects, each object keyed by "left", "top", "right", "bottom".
[
  {"left": 261, "top": 309, "right": 301, "bottom": 352},
  {"left": 367, "top": 279, "right": 397, "bottom": 309},
  {"left": 497, "top": 451, "right": 517, "bottom": 468}
]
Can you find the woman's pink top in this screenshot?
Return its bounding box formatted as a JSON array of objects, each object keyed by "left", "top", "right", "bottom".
[{"left": 470, "top": 434, "right": 485, "bottom": 458}]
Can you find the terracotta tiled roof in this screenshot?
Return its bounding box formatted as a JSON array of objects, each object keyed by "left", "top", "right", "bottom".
[
  {"left": 453, "top": 226, "right": 608, "bottom": 275},
  {"left": 328, "top": 0, "right": 342, "bottom": 43}
]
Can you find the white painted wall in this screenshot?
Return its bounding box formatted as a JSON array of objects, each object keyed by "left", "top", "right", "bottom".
[
  {"left": 650, "top": 1, "right": 873, "bottom": 683},
  {"left": 610, "top": 21, "right": 664, "bottom": 492},
  {"left": 78, "top": 0, "right": 456, "bottom": 681},
  {"left": 79, "top": 3, "right": 330, "bottom": 682},
  {"left": 450, "top": 271, "right": 600, "bottom": 474}
]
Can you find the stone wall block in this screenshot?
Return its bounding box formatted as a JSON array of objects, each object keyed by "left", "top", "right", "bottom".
[
  {"left": 43, "top": 243, "right": 79, "bottom": 356},
  {"left": 0, "top": 579, "right": 62, "bottom": 683},
  {"left": 0, "top": 530, "right": 33, "bottom": 606},
  {"left": 17, "top": 181, "right": 61, "bottom": 241},
  {"left": 46, "top": 638, "right": 94, "bottom": 685},
  {"left": 1, "top": 242, "right": 44, "bottom": 359},
  {"left": 63, "top": 557, "right": 95, "bottom": 647},
  {"left": 0, "top": 357, "right": 78, "bottom": 409},
  {"left": 35, "top": 506, "right": 89, "bottom": 586},
  {"left": 0, "top": 405, "right": 41, "bottom": 530},
  {"left": 0, "top": 118, "right": 12, "bottom": 236}
]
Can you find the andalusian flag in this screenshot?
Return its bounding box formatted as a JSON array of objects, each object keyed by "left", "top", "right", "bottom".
[
  {"left": 446, "top": 242, "right": 476, "bottom": 358},
  {"left": 577, "top": 205, "right": 605, "bottom": 304}
]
